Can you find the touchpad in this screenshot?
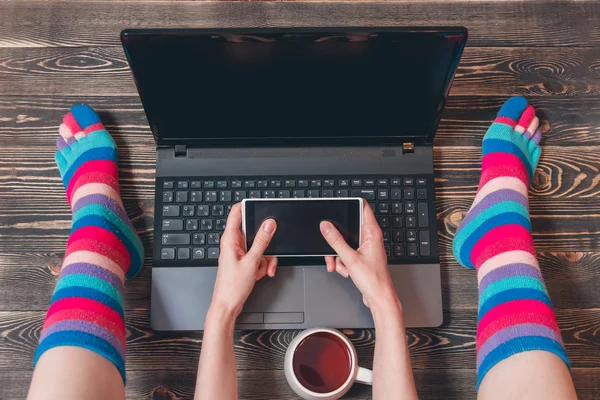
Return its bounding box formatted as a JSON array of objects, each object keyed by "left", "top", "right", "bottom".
[{"left": 243, "top": 267, "right": 305, "bottom": 313}]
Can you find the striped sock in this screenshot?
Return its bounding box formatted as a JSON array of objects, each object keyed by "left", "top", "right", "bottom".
[
  {"left": 452, "top": 97, "right": 569, "bottom": 389},
  {"left": 34, "top": 104, "right": 143, "bottom": 383}
]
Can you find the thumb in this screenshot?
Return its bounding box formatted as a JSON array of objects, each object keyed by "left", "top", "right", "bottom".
[
  {"left": 320, "top": 221, "right": 358, "bottom": 264},
  {"left": 246, "top": 219, "right": 277, "bottom": 261}
]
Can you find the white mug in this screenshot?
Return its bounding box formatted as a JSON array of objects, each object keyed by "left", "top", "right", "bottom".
[{"left": 284, "top": 327, "right": 373, "bottom": 400}]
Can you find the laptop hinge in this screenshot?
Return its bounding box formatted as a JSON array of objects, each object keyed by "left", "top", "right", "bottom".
[
  {"left": 402, "top": 142, "right": 415, "bottom": 154},
  {"left": 174, "top": 144, "right": 187, "bottom": 158}
]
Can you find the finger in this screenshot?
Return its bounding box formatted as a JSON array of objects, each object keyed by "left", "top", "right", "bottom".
[
  {"left": 320, "top": 221, "right": 358, "bottom": 264},
  {"left": 266, "top": 257, "right": 278, "bottom": 277},
  {"left": 360, "top": 199, "right": 382, "bottom": 241},
  {"left": 324, "top": 256, "right": 336, "bottom": 273},
  {"left": 246, "top": 218, "right": 277, "bottom": 261},
  {"left": 222, "top": 203, "right": 243, "bottom": 244},
  {"left": 256, "top": 257, "right": 268, "bottom": 281},
  {"left": 336, "top": 257, "right": 349, "bottom": 278}
]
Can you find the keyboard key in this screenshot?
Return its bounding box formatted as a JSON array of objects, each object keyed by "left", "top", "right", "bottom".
[
  {"left": 351, "top": 189, "right": 375, "bottom": 200},
  {"left": 191, "top": 181, "right": 202, "bottom": 189},
  {"left": 182, "top": 205, "right": 195, "bottom": 216},
  {"left": 417, "top": 178, "right": 427, "bottom": 186},
  {"left": 193, "top": 247, "right": 205, "bottom": 259},
  {"left": 417, "top": 189, "right": 428, "bottom": 200},
  {"left": 271, "top": 180, "right": 282, "bottom": 188},
  {"left": 378, "top": 216, "right": 390, "bottom": 229},
  {"left": 220, "top": 191, "right": 232, "bottom": 202},
  {"left": 205, "top": 191, "right": 218, "bottom": 202},
  {"left": 217, "top": 181, "right": 228, "bottom": 189},
  {"left": 232, "top": 181, "right": 243, "bottom": 188},
  {"left": 378, "top": 179, "right": 388, "bottom": 186},
  {"left": 162, "top": 219, "right": 183, "bottom": 231},
  {"left": 406, "top": 230, "right": 417, "bottom": 243},
  {"left": 163, "top": 205, "right": 180, "bottom": 217},
  {"left": 391, "top": 189, "right": 402, "bottom": 200},
  {"left": 339, "top": 179, "right": 349, "bottom": 187},
  {"left": 162, "top": 234, "right": 190, "bottom": 245},
  {"left": 278, "top": 190, "right": 291, "bottom": 198},
  {"left": 200, "top": 219, "right": 213, "bottom": 230},
  {"left": 258, "top": 180, "right": 269, "bottom": 188},
  {"left": 385, "top": 246, "right": 391, "bottom": 257},
  {"left": 392, "top": 203, "right": 402, "bottom": 214},
  {"left": 249, "top": 190, "right": 261, "bottom": 198},
  {"left": 406, "top": 216, "right": 416, "bottom": 228},
  {"left": 351, "top": 179, "right": 362, "bottom": 187},
  {"left": 378, "top": 203, "right": 389, "bottom": 214},
  {"left": 407, "top": 244, "right": 418, "bottom": 257},
  {"left": 404, "top": 188, "right": 415, "bottom": 200},
  {"left": 191, "top": 191, "right": 203, "bottom": 202},
  {"left": 403, "top": 177, "right": 414, "bottom": 186},
  {"left": 234, "top": 191, "right": 246, "bottom": 201},
  {"left": 293, "top": 190, "right": 305, "bottom": 198},
  {"left": 310, "top": 180, "right": 322, "bottom": 187},
  {"left": 212, "top": 205, "right": 224, "bottom": 216},
  {"left": 264, "top": 190, "right": 276, "bottom": 198},
  {"left": 226, "top": 205, "right": 232, "bottom": 215},
  {"left": 307, "top": 190, "right": 320, "bottom": 198},
  {"left": 393, "top": 216, "right": 403, "bottom": 228},
  {"left": 161, "top": 248, "right": 175, "bottom": 260},
  {"left": 176, "top": 191, "right": 188, "bottom": 203},
  {"left": 405, "top": 202, "right": 415, "bottom": 214},
  {"left": 364, "top": 179, "right": 375, "bottom": 187},
  {"left": 322, "top": 189, "right": 334, "bottom": 198},
  {"left": 336, "top": 189, "right": 349, "bottom": 197},
  {"left": 393, "top": 231, "right": 403, "bottom": 243},
  {"left": 369, "top": 203, "right": 376, "bottom": 212},
  {"left": 163, "top": 191, "right": 174, "bottom": 203},
  {"left": 383, "top": 231, "right": 390, "bottom": 243},
  {"left": 391, "top": 178, "right": 401, "bottom": 186},
  {"left": 193, "top": 233, "right": 206, "bottom": 245},
  {"left": 378, "top": 189, "right": 389, "bottom": 200},
  {"left": 177, "top": 247, "right": 190, "bottom": 260},
  {"left": 216, "top": 219, "right": 227, "bottom": 231},
  {"left": 324, "top": 179, "right": 335, "bottom": 187},
  {"left": 177, "top": 181, "right": 189, "bottom": 189},
  {"left": 163, "top": 181, "right": 174, "bottom": 189},
  {"left": 208, "top": 247, "right": 220, "bottom": 259},
  {"left": 244, "top": 180, "right": 256, "bottom": 188},
  {"left": 419, "top": 231, "right": 431, "bottom": 256},
  {"left": 393, "top": 245, "right": 404, "bottom": 257},
  {"left": 198, "top": 205, "right": 210, "bottom": 216},
  {"left": 186, "top": 219, "right": 199, "bottom": 231},
  {"left": 298, "top": 180, "right": 309, "bottom": 187},
  {"left": 285, "top": 180, "right": 296, "bottom": 188},
  {"left": 418, "top": 203, "right": 429, "bottom": 228},
  {"left": 204, "top": 181, "right": 215, "bottom": 189},
  {"left": 208, "top": 233, "right": 221, "bottom": 245}
]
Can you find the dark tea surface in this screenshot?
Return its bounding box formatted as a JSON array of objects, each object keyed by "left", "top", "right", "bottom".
[{"left": 292, "top": 332, "right": 352, "bottom": 393}]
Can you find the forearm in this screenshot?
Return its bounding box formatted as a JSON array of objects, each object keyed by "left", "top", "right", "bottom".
[
  {"left": 371, "top": 297, "right": 418, "bottom": 400},
  {"left": 194, "top": 305, "right": 238, "bottom": 400}
]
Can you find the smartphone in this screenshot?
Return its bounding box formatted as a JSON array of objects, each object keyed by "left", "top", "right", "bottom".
[{"left": 242, "top": 198, "right": 363, "bottom": 257}]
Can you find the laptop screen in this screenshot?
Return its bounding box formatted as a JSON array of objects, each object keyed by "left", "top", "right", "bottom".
[{"left": 122, "top": 29, "right": 467, "bottom": 145}]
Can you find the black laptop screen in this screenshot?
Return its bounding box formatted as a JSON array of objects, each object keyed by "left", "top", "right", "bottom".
[{"left": 122, "top": 30, "right": 466, "bottom": 144}]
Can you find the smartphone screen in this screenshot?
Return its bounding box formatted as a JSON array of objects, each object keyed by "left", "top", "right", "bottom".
[{"left": 243, "top": 199, "right": 362, "bottom": 256}]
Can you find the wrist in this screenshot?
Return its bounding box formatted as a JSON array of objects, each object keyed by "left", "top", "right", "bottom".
[
  {"left": 369, "top": 292, "right": 404, "bottom": 324},
  {"left": 205, "top": 301, "right": 239, "bottom": 331}
]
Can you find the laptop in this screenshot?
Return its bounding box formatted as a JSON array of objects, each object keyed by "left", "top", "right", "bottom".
[{"left": 121, "top": 27, "right": 467, "bottom": 330}]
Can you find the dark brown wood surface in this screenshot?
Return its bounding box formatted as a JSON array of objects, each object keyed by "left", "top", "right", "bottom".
[{"left": 1, "top": 1, "right": 599, "bottom": 399}]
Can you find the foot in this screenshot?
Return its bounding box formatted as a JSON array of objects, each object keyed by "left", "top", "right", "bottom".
[
  {"left": 453, "top": 96, "right": 542, "bottom": 270},
  {"left": 55, "top": 104, "right": 143, "bottom": 279}
]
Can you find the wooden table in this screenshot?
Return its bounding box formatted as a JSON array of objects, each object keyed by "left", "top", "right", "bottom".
[{"left": 1, "top": 1, "right": 599, "bottom": 399}]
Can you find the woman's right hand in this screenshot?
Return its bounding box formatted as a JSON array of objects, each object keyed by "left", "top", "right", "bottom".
[{"left": 320, "top": 200, "right": 399, "bottom": 310}]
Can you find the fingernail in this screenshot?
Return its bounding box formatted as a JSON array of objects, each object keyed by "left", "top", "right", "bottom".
[
  {"left": 263, "top": 219, "right": 275, "bottom": 233},
  {"left": 341, "top": 270, "right": 349, "bottom": 278},
  {"left": 320, "top": 221, "right": 332, "bottom": 235}
]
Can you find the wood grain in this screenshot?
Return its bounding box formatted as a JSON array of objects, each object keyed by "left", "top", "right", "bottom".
[
  {"left": 2, "top": 46, "right": 599, "bottom": 96},
  {"left": 1, "top": 1, "right": 599, "bottom": 48}
]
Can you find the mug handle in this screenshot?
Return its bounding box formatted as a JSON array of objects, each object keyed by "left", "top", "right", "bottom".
[{"left": 356, "top": 367, "right": 373, "bottom": 385}]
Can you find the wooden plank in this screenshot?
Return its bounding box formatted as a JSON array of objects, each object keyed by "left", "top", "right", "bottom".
[
  {"left": 1, "top": 1, "right": 599, "bottom": 48},
  {"left": 2, "top": 95, "right": 600, "bottom": 147},
  {"left": 1, "top": 252, "right": 598, "bottom": 311},
  {"left": 1, "top": 309, "right": 599, "bottom": 373},
  {"left": 1, "top": 46, "right": 599, "bottom": 96}
]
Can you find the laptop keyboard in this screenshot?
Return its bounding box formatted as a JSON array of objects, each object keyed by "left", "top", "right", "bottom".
[{"left": 155, "top": 175, "right": 438, "bottom": 266}]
